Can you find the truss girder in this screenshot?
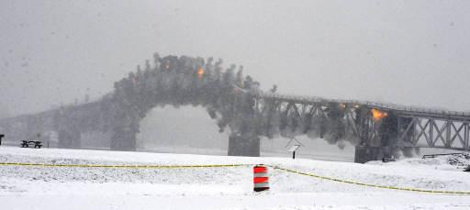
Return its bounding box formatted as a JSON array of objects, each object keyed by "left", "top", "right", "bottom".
[
  {"left": 254, "top": 96, "right": 470, "bottom": 151},
  {"left": 395, "top": 116, "right": 469, "bottom": 151}
]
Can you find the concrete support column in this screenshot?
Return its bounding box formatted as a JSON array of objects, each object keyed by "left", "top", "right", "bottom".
[
  {"left": 354, "top": 145, "right": 382, "bottom": 163},
  {"left": 110, "top": 128, "right": 136, "bottom": 151},
  {"left": 58, "top": 129, "right": 81, "bottom": 149},
  {"left": 228, "top": 134, "right": 260, "bottom": 157}
]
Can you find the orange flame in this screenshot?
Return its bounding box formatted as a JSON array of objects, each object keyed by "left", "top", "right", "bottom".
[
  {"left": 371, "top": 108, "right": 388, "bottom": 121},
  {"left": 197, "top": 67, "right": 204, "bottom": 79}
]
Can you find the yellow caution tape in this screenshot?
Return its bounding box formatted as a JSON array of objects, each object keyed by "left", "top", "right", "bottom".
[
  {"left": 0, "top": 162, "right": 249, "bottom": 169},
  {"left": 269, "top": 165, "right": 470, "bottom": 195},
  {"left": 2, "top": 161, "right": 469, "bottom": 195}
]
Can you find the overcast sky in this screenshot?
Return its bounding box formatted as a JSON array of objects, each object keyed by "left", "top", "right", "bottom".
[{"left": 1, "top": 0, "right": 469, "bottom": 118}]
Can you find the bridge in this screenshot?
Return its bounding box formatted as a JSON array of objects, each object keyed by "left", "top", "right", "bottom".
[{"left": 0, "top": 53, "right": 469, "bottom": 163}]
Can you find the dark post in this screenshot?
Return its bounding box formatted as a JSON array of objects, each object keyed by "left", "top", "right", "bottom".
[
  {"left": 292, "top": 151, "right": 296, "bottom": 159},
  {"left": 0, "top": 134, "right": 4, "bottom": 146}
]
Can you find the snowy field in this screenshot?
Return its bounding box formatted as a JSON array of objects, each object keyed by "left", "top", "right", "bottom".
[{"left": 0, "top": 146, "right": 469, "bottom": 210}]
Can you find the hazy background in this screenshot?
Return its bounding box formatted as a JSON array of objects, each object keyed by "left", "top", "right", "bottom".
[
  {"left": 1, "top": 0, "right": 470, "bottom": 117},
  {"left": 1, "top": 0, "right": 469, "bottom": 157}
]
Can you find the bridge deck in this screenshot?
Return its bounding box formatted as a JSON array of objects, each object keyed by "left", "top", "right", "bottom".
[{"left": 260, "top": 92, "right": 470, "bottom": 121}]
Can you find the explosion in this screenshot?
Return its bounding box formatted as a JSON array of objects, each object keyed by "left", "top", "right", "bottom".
[
  {"left": 371, "top": 108, "right": 388, "bottom": 121},
  {"left": 197, "top": 67, "right": 205, "bottom": 79}
]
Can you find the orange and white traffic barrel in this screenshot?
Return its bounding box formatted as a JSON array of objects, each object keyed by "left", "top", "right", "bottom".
[{"left": 253, "top": 165, "right": 269, "bottom": 192}]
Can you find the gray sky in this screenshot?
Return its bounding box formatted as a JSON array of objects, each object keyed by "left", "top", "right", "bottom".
[{"left": 1, "top": 0, "right": 470, "bottom": 117}]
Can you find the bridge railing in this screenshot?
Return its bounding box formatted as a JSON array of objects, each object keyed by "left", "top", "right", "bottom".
[{"left": 258, "top": 92, "right": 470, "bottom": 121}]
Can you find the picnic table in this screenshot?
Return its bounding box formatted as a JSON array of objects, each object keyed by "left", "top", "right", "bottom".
[{"left": 21, "top": 140, "right": 42, "bottom": 148}]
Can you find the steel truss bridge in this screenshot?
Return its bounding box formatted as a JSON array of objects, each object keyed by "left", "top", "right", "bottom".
[
  {"left": 256, "top": 93, "right": 470, "bottom": 161},
  {"left": 0, "top": 53, "right": 468, "bottom": 163}
]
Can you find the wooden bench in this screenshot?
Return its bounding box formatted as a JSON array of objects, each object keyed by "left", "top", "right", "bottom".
[
  {"left": 21, "top": 140, "right": 42, "bottom": 148},
  {"left": 422, "top": 153, "right": 464, "bottom": 159}
]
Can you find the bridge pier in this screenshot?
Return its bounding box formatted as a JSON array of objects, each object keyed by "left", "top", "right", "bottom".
[
  {"left": 228, "top": 134, "right": 260, "bottom": 157},
  {"left": 110, "top": 129, "right": 136, "bottom": 151},
  {"left": 58, "top": 129, "right": 81, "bottom": 149},
  {"left": 354, "top": 145, "right": 383, "bottom": 163}
]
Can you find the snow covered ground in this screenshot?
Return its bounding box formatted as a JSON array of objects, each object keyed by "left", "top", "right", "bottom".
[{"left": 0, "top": 146, "right": 469, "bottom": 210}]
